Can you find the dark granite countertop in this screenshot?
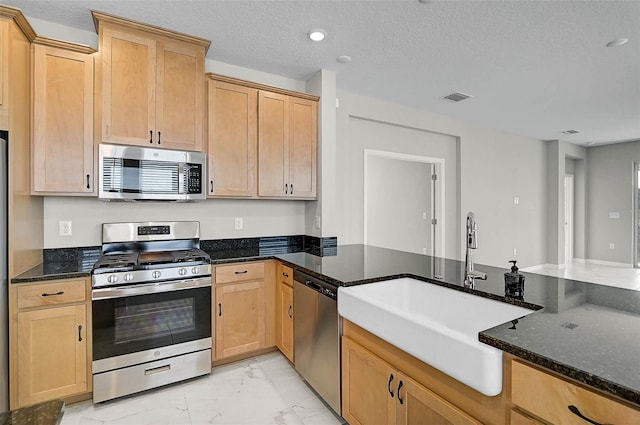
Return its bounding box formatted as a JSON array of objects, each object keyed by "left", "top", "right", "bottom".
[
  {"left": 0, "top": 399, "right": 64, "bottom": 425},
  {"left": 11, "top": 243, "right": 640, "bottom": 407}
]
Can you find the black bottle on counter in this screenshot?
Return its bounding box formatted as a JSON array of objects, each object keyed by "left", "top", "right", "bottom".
[{"left": 504, "top": 260, "right": 525, "bottom": 299}]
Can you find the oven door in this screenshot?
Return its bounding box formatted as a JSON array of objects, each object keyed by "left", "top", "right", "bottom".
[{"left": 92, "top": 278, "right": 211, "bottom": 364}]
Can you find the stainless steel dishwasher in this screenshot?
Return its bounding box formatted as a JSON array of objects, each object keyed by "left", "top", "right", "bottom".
[{"left": 294, "top": 270, "right": 341, "bottom": 415}]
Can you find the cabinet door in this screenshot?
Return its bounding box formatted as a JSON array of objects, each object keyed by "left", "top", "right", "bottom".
[
  {"left": 207, "top": 80, "right": 257, "bottom": 196},
  {"left": 342, "top": 337, "right": 396, "bottom": 425},
  {"left": 32, "top": 44, "right": 94, "bottom": 194},
  {"left": 258, "top": 90, "right": 289, "bottom": 197},
  {"left": 215, "top": 281, "right": 266, "bottom": 359},
  {"left": 276, "top": 280, "right": 294, "bottom": 362},
  {"left": 100, "top": 26, "right": 156, "bottom": 146},
  {"left": 396, "top": 373, "right": 482, "bottom": 425},
  {"left": 17, "top": 305, "right": 87, "bottom": 406},
  {"left": 288, "top": 97, "right": 317, "bottom": 199},
  {"left": 156, "top": 39, "right": 204, "bottom": 151}
]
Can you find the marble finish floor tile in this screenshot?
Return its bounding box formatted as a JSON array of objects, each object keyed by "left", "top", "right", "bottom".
[
  {"left": 62, "top": 352, "right": 344, "bottom": 425},
  {"left": 522, "top": 261, "right": 640, "bottom": 290}
]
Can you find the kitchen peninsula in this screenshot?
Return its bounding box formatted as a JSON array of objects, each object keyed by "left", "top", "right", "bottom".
[{"left": 13, "top": 243, "right": 640, "bottom": 414}]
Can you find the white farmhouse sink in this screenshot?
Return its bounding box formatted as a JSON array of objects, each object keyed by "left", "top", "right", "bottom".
[{"left": 337, "top": 278, "right": 533, "bottom": 396}]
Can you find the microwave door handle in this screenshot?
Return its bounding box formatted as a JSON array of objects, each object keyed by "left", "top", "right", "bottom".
[{"left": 178, "top": 163, "right": 186, "bottom": 194}]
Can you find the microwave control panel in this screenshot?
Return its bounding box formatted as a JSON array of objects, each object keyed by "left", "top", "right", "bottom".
[{"left": 187, "top": 164, "right": 203, "bottom": 194}]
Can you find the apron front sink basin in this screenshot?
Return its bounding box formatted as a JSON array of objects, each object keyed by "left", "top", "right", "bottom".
[{"left": 337, "top": 278, "right": 533, "bottom": 396}]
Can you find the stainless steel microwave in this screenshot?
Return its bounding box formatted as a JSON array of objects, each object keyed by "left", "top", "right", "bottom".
[{"left": 98, "top": 144, "right": 206, "bottom": 202}]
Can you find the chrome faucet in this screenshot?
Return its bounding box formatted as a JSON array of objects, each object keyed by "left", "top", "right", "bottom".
[{"left": 464, "top": 212, "right": 487, "bottom": 288}]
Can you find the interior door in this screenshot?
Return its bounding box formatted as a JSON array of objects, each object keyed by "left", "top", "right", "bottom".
[{"left": 634, "top": 162, "right": 640, "bottom": 268}]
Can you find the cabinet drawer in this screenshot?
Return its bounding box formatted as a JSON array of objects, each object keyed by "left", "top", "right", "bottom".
[
  {"left": 215, "top": 262, "right": 264, "bottom": 284},
  {"left": 277, "top": 263, "right": 293, "bottom": 287},
  {"left": 17, "top": 280, "right": 86, "bottom": 309},
  {"left": 511, "top": 361, "right": 639, "bottom": 425}
]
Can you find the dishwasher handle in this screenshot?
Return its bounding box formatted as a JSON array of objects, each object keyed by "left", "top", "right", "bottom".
[{"left": 294, "top": 270, "right": 338, "bottom": 300}]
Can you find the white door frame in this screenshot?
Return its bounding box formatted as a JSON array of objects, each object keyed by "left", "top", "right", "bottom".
[
  {"left": 363, "top": 149, "right": 445, "bottom": 257},
  {"left": 633, "top": 162, "right": 640, "bottom": 268},
  {"left": 564, "top": 174, "right": 574, "bottom": 266}
]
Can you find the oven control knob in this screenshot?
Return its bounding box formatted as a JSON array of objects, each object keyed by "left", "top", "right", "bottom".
[
  {"left": 123, "top": 273, "right": 133, "bottom": 282},
  {"left": 152, "top": 271, "right": 161, "bottom": 279},
  {"left": 191, "top": 267, "right": 200, "bottom": 275},
  {"left": 107, "top": 275, "right": 118, "bottom": 284},
  {"left": 178, "top": 268, "right": 187, "bottom": 276}
]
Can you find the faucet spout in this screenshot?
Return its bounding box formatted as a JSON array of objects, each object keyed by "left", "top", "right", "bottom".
[{"left": 464, "top": 212, "right": 487, "bottom": 288}]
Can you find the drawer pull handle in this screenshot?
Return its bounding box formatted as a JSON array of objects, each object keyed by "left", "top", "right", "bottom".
[
  {"left": 285, "top": 183, "right": 289, "bottom": 195},
  {"left": 86, "top": 174, "right": 91, "bottom": 189},
  {"left": 290, "top": 184, "right": 293, "bottom": 195},
  {"left": 149, "top": 130, "right": 153, "bottom": 144},
  {"left": 234, "top": 270, "right": 248, "bottom": 275},
  {"left": 145, "top": 364, "right": 171, "bottom": 375},
  {"left": 78, "top": 325, "right": 83, "bottom": 342},
  {"left": 218, "top": 303, "right": 222, "bottom": 317},
  {"left": 210, "top": 180, "right": 214, "bottom": 193},
  {"left": 282, "top": 272, "right": 289, "bottom": 278},
  {"left": 157, "top": 131, "right": 161, "bottom": 145},
  {"left": 397, "top": 380, "right": 404, "bottom": 405},
  {"left": 288, "top": 305, "right": 293, "bottom": 319},
  {"left": 387, "top": 373, "right": 394, "bottom": 398},
  {"left": 568, "top": 405, "right": 603, "bottom": 425},
  {"left": 42, "top": 291, "right": 64, "bottom": 297}
]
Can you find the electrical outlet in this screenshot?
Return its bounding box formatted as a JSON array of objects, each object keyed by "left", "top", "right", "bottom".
[
  {"left": 315, "top": 216, "right": 321, "bottom": 229},
  {"left": 609, "top": 243, "right": 615, "bottom": 250},
  {"left": 513, "top": 248, "right": 517, "bottom": 256},
  {"left": 234, "top": 217, "right": 243, "bottom": 230},
  {"left": 513, "top": 197, "right": 519, "bottom": 205},
  {"left": 422, "top": 212, "right": 428, "bottom": 220},
  {"left": 59, "top": 220, "right": 72, "bottom": 237}
]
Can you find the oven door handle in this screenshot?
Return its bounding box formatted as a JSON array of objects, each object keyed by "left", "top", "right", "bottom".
[{"left": 92, "top": 277, "right": 212, "bottom": 300}]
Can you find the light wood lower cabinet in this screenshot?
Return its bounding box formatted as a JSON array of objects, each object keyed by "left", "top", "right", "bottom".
[
  {"left": 215, "top": 280, "right": 266, "bottom": 359},
  {"left": 342, "top": 336, "right": 481, "bottom": 425},
  {"left": 213, "top": 261, "right": 276, "bottom": 361},
  {"left": 10, "top": 277, "right": 91, "bottom": 409},
  {"left": 510, "top": 359, "right": 640, "bottom": 425},
  {"left": 276, "top": 263, "right": 294, "bottom": 362}
]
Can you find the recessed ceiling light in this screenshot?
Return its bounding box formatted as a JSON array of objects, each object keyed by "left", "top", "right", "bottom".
[
  {"left": 308, "top": 29, "right": 326, "bottom": 41},
  {"left": 606, "top": 38, "right": 629, "bottom": 47},
  {"left": 337, "top": 55, "right": 351, "bottom": 64},
  {"left": 562, "top": 129, "right": 580, "bottom": 135},
  {"left": 586, "top": 142, "right": 595, "bottom": 146}
]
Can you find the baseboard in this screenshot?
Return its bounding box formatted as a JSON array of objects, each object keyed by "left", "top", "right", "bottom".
[{"left": 584, "top": 259, "right": 633, "bottom": 268}]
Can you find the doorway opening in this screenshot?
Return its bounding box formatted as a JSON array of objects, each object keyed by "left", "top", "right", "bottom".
[{"left": 364, "top": 150, "right": 445, "bottom": 257}]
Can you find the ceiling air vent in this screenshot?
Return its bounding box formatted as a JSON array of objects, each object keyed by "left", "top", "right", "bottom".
[
  {"left": 443, "top": 92, "right": 472, "bottom": 102},
  {"left": 562, "top": 129, "right": 580, "bottom": 135}
]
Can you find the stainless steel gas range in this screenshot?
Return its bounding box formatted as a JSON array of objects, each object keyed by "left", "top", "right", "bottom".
[{"left": 91, "top": 221, "right": 212, "bottom": 403}]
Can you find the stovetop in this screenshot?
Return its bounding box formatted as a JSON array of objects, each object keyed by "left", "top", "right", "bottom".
[{"left": 92, "top": 248, "right": 210, "bottom": 275}]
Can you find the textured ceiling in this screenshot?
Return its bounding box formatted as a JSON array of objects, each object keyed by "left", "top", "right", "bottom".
[{"left": 5, "top": 0, "right": 640, "bottom": 145}]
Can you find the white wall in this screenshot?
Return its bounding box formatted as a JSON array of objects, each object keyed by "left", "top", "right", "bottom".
[
  {"left": 44, "top": 197, "right": 306, "bottom": 248},
  {"left": 587, "top": 140, "right": 640, "bottom": 264},
  {"left": 335, "top": 90, "right": 548, "bottom": 268}
]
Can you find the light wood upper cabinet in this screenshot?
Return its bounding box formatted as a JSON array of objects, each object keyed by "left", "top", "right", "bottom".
[
  {"left": 0, "top": 19, "right": 8, "bottom": 129},
  {"left": 207, "top": 78, "right": 257, "bottom": 197},
  {"left": 95, "top": 11, "right": 208, "bottom": 152},
  {"left": 32, "top": 41, "right": 95, "bottom": 195},
  {"left": 258, "top": 90, "right": 317, "bottom": 199}
]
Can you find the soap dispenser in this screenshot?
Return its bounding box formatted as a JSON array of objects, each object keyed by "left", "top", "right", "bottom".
[{"left": 504, "top": 260, "right": 525, "bottom": 299}]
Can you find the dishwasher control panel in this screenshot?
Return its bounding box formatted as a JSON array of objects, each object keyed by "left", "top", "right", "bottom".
[{"left": 294, "top": 270, "right": 339, "bottom": 300}]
